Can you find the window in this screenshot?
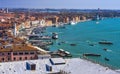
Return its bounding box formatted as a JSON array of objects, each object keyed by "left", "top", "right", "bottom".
[
  {"left": 8, "top": 52, "right": 10, "bottom": 55},
  {"left": 30, "top": 52, "right": 34, "bottom": 54},
  {"left": 2, "top": 58, "right": 4, "bottom": 61},
  {"left": 19, "top": 52, "right": 23, "bottom": 55},
  {"left": 13, "top": 52, "right": 17, "bottom": 55},
  {"left": 14, "top": 57, "right": 16, "bottom": 61},
  {"left": 25, "top": 52, "right": 29, "bottom": 55},
  {"left": 8, "top": 58, "right": 10, "bottom": 61},
  {"left": 2, "top": 53, "right": 4, "bottom": 55},
  {"left": 25, "top": 57, "right": 27, "bottom": 60},
  {"left": 19, "top": 57, "right": 22, "bottom": 60}
]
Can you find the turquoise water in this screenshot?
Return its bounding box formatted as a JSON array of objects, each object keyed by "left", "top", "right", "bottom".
[{"left": 46, "top": 18, "right": 120, "bottom": 69}]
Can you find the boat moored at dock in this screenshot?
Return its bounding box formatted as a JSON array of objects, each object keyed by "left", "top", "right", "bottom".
[
  {"left": 70, "top": 21, "right": 77, "bottom": 25},
  {"left": 56, "top": 49, "right": 72, "bottom": 57}
]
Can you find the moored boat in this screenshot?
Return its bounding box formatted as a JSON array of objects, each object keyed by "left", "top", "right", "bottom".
[
  {"left": 103, "top": 48, "right": 108, "bottom": 51},
  {"left": 57, "top": 49, "right": 72, "bottom": 57},
  {"left": 104, "top": 57, "right": 110, "bottom": 61},
  {"left": 98, "top": 41, "right": 113, "bottom": 45},
  {"left": 83, "top": 53, "right": 101, "bottom": 57},
  {"left": 70, "top": 21, "right": 77, "bottom": 25},
  {"left": 70, "top": 43, "right": 76, "bottom": 46},
  {"left": 52, "top": 32, "right": 58, "bottom": 39}
]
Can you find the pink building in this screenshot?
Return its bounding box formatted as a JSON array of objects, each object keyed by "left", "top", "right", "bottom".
[{"left": 0, "top": 44, "right": 38, "bottom": 62}]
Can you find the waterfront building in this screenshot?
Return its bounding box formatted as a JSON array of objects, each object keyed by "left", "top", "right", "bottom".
[
  {"left": 0, "top": 44, "right": 38, "bottom": 62},
  {"left": 24, "top": 21, "right": 31, "bottom": 28},
  {"left": 30, "top": 20, "right": 40, "bottom": 27},
  {"left": 75, "top": 16, "right": 80, "bottom": 22},
  {"left": 45, "top": 16, "right": 59, "bottom": 24},
  {"left": 0, "top": 31, "right": 38, "bottom": 62},
  {"left": 80, "top": 16, "right": 86, "bottom": 20},
  {"left": 45, "top": 20, "right": 53, "bottom": 26},
  {"left": 64, "top": 17, "right": 69, "bottom": 23},
  {"left": 40, "top": 19, "right": 46, "bottom": 26}
]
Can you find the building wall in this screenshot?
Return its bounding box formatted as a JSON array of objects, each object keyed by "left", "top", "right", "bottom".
[
  {"left": 47, "top": 18, "right": 56, "bottom": 24},
  {"left": 0, "top": 51, "right": 38, "bottom": 62},
  {"left": 24, "top": 21, "right": 31, "bottom": 28},
  {"left": 64, "top": 17, "right": 69, "bottom": 23},
  {"left": 45, "top": 20, "right": 53, "bottom": 26},
  {"left": 0, "top": 52, "right": 11, "bottom": 62},
  {"left": 75, "top": 16, "right": 80, "bottom": 22},
  {"left": 80, "top": 16, "right": 86, "bottom": 20}
]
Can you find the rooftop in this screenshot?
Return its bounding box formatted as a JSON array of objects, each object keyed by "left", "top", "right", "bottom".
[
  {"left": 0, "top": 31, "right": 38, "bottom": 52},
  {"left": 0, "top": 58, "right": 119, "bottom": 74},
  {"left": 0, "top": 44, "right": 38, "bottom": 52}
]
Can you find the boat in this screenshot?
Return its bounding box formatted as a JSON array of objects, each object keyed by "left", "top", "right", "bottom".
[
  {"left": 58, "top": 43, "right": 61, "bottom": 45},
  {"left": 58, "top": 23, "right": 66, "bottom": 29},
  {"left": 52, "top": 24, "right": 58, "bottom": 27},
  {"left": 52, "top": 32, "right": 58, "bottom": 39},
  {"left": 104, "top": 57, "right": 109, "bottom": 61},
  {"left": 70, "top": 21, "right": 77, "bottom": 25},
  {"left": 83, "top": 53, "right": 101, "bottom": 57},
  {"left": 103, "top": 48, "right": 107, "bottom": 51},
  {"left": 65, "top": 51, "right": 72, "bottom": 57},
  {"left": 70, "top": 43, "right": 76, "bottom": 46},
  {"left": 58, "top": 49, "right": 65, "bottom": 52},
  {"left": 98, "top": 41, "right": 113, "bottom": 45},
  {"left": 96, "top": 21, "right": 99, "bottom": 24},
  {"left": 89, "top": 43, "right": 94, "bottom": 46},
  {"left": 57, "top": 49, "right": 72, "bottom": 57}
]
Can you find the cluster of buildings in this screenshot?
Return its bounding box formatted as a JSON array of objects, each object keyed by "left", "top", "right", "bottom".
[
  {"left": 0, "top": 30, "right": 38, "bottom": 62},
  {"left": 0, "top": 8, "right": 87, "bottom": 33},
  {"left": 0, "top": 8, "right": 87, "bottom": 63},
  {"left": 0, "top": 8, "right": 119, "bottom": 74}
]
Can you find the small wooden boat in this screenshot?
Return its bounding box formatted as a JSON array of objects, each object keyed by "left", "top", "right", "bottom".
[{"left": 104, "top": 57, "right": 109, "bottom": 61}]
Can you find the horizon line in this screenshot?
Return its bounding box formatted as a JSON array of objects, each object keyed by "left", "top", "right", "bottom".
[{"left": 1, "top": 7, "right": 120, "bottom": 10}]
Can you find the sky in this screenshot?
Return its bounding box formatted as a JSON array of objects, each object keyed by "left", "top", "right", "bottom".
[{"left": 0, "top": 0, "right": 120, "bottom": 9}]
